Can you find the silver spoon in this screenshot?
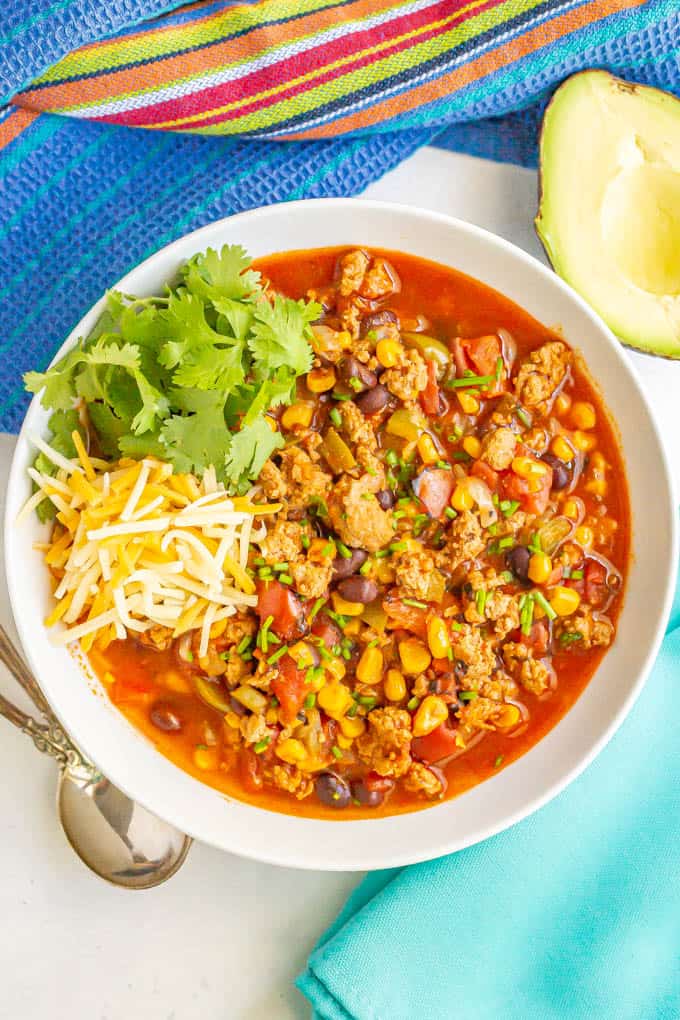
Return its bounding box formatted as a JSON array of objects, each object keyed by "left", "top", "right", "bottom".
[{"left": 0, "top": 624, "right": 192, "bottom": 888}]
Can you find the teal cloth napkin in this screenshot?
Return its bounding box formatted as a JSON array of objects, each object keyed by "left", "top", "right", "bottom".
[{"left": 298, "top": 567, "right": 680, "bottom": 1020}]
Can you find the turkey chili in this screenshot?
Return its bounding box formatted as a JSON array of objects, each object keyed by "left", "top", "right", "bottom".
[{"left": 93, "top": 247, "right": 629, "bottom": 818}]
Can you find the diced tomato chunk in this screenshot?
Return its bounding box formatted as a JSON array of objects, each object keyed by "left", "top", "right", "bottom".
[
  {"left": 311, "top": 614, "right": 342, "bottom": 651},
  {"left": 412, "top": 719, "right": 460, "bottom": 764},
  {"left": 584, "top": 560, "right": 608, "bottom": 607},
  {"left": 470, "top": 459, "right": 499, "bottom": 490},
  {"left": 461, "top": 334, "right": 505, "bottom": 396},
  {"left": 383, "top": 594, "right": 428, "bottom": 637},
  {"left": 412, "top": 467, "right": 454, "bottom": 519},
  {"left": 419, "top": 359, "right": 440, "bottom": 415},
  {"left": 256, "top": 579, "right": 307, "bottom": 642},
  {"left": 501, "top": 465, "right": 553, "bottom": 515},
  {"left": 271, "top": 654, "right": 309, "bottom": 724}
]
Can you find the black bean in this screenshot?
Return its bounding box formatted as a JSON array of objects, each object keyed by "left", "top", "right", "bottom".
[
  {"left": 315, "top": 772, "right": 351, "bottom": 809},
  {"left": 354, "top": 384, "right": 390, "bottom": 415},
  {"left": 332, "top": 548, "right": 368, "bottom": 580},
  {"left": 352, "top": 781, "right": 384, "bottom": 808},
  {"left": 507, "top": 545, "right": 531, "bottom": 582},
  {"left": 337, "top": 576, "right": 379, "bottom": 604},
  {"left": 360, "top": 309, "right": 399, "bottom": 337},
  {"left": 375, "top": 489, "right": 395, "bottom": 510},
  {"left": 149, "top": 702, "right": 183, "bottom": 733},
  {"left": 338, "top": 356, "right": 377, "bottom": 393},
  {"left": 542, "top": 452, "right": 571, "bottom": 491}
]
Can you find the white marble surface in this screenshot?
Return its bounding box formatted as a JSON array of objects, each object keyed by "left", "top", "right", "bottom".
[{"left": 1, "top": 147, "right": 678, "bottom": 1020}]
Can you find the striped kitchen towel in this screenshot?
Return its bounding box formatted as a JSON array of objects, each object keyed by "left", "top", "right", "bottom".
[{"left": 1, "top": 0, "right": 677, "bottom": 430}]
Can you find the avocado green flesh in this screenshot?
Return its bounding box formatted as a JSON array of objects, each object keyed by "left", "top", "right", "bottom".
[{"left": 536, "top": 70, "right": 680, "bottom": 358}]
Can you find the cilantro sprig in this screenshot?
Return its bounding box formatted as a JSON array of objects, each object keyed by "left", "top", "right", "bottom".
[{"left": 25, "top": 245, "right": 320, "bottom": 503}]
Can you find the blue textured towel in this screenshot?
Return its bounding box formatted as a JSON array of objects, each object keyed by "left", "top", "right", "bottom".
[
  {"left": 1, "top": 0, "right": 680, "bottom": 432},
  {"left": 297, "top": 567, "right": 680, "bottom": 1020}
]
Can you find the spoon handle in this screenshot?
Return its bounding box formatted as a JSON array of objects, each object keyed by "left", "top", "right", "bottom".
[
  {"left": 0, "top": 623, "right": 53, "bottom": 718},
  {"left": 0, "top": 688, "right": 83, "bottom": 768},
  {"left": 0, "top": 627, "right": 97, "bottom": 779}
]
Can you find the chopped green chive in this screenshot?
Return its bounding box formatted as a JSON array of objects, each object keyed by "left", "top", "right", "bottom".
[
  {"left": 301, "top": 533, "right": 310, "bottom": 550},
  {"left": 435, "top": 460, "right": 450, "bottom": 470},
  {"left": 337, "top": 542, "right": 352, "bottom": 559},
  {"left": 253, "top": 737, "right": 270, "bottom": 754},
  {"left": 475, "top": 589, "right": 488, "bottom": 616},
  {"left": 560, "top": 631, "right": 583, "bottom": 647},
  {"left": 494, "top": 754, "right": 504, "bottom": 768},
  {"left": 236, "top": 635, "right": 253, "bottom": 655},
  {"left": 361, "top": 492, "right": 375, "bottom": 501},
  {"left": 446, "top": 373, "right": 493, "bottom": 389},
  {"left": 407, "top": 696, "right": 420, "bottom": 711},
  {"left": 329, "top": 407, "right": 342, "bottom": 427},
  {"left": 267, "top": 645, "right": 289, "bottom": 666},
  {"left": 347, "top": 703, "right": 359, "bottom": 718},
  {"left": 532, "top": 589, "right": 557, "bottom": 620},
  {"left": 331, "top": 745, "right": 343, "bottom": 760},
  {"left": 502, "top": 499, "right": 520, "bottom": 517},
  {"left": 515, "top": 406, "right": 532, "bottom": 428},
  {"left": 402, "top": 598, "right": 427, "bottom": 609},
  {"left": 452, "top": 451, "right": 472, "bottom": 462},
  {"left": 495, "top": 356, "right": 503, "bottom": 382},
  {"left": 303, "top": 693, "right": 317, "bottom": 710},
  {"left": 359, "top": 559, "right": 372, "bottom": 576},
  {"left": 520, "top": 595, "right": 535, "bottom": 635},
  {"left": 571, "top": 569, "right": 584, "bottom": 580},
  {"left": 389, "top": 541, "right": 408, "bottom": 553},
  {"left": 321, "top": 541, "right": 335, "bottom": 557},
  {"left": 273, "top": 561, "right": 289, "bottom": 572},
  {"left": 349, "top": 377, "right": 362, "bottom": 392},
  {"left": 278, "top": 573, "right": 293, "bottom": 585},
  {"left": 358, "top": 695, "right": 377, "bottom": 709},
  {"left": 459, "top": 690, "right": 478, "bottom": 701},
  {"left": 445, "top": 507, "right": 457, "bottom": 520},
  {"left": 386, "top": 449, "right": 399, "bottom": 467},
  {"left": 309, "top": 597, "right": 327, "bottom": 623}
]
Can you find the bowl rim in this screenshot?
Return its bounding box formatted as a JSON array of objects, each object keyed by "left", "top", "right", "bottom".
[{"left": 5, "top": 197, "right": 677, "bottom": 871}]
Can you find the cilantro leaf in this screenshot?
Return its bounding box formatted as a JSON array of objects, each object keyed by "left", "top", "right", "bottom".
[
  {"left": 249, "top": 295, "right": 319, "bottom": 377},
  {"left": 159, "top": 390, "right": 229, "bottom": 478},
  {"left": 224, "top": 414, "right": 284, "bottom": 493},
  {"left": 182, "top": 245, "right": 260, "bottom": 304},
  {"left": 31, "top": 409, "right": 85, "bottom": 522}
]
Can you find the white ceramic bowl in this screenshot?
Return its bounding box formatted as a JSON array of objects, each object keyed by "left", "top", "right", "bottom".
[{"left": 5, "top": 200, "right": 677, "bottom": 871}]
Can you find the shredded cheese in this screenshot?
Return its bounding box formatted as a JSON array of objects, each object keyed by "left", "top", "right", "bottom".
[{"left": 21, "top": 444, "right": 280, "bottom": 651}]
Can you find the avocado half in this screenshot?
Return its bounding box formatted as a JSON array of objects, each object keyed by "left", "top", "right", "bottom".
[{"left": 536, "top": 70, "right": 680, "bottom": 359}]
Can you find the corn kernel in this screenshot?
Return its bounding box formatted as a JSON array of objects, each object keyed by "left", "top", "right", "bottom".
[
  {"left": 417, "top": 433, "right": 439, "bottom": 466},
  {"left": 289, "top": 641, "right": 316, "bottom": 668},
  {"left": 193, "top": 745, "right": 219, "bottom": 771},
  {"left": 570, "top": 401, "right": 597, "bottom": 430},
  {"left": 281, "top": 401, "right": 314, "bottom": 431},
  {"left": 224, "top": 711, "right": 241, "bottom": 730},
  {"left": 495, "top": 703, "right": 521, "bottom": 729},
  {"left": 376, "top": 338, "right": 403, "bottom": 368},
  {"left": 336, "top": 733, "right": 354, "bottom": 749},
  {"left": 426, "top": 616, "right": 451, "bottom": 659},
  {"left": 457, "top": 392, "right": 480, "bottom": 415},
  {"left": 399, "top": 638, "right": 432, "bottom": 675},
  {"left": 551, "top": 435, "right": 575, "bottom": 463},
  {"left": 585, "top": 479, "right": 607, "bottom": 498},
  {"left": 550, "top": 585, "right": 581, "bottom": 617},
  {"left": 325, "top": 657, "right": 346, "bottom": 682},
  {"left": 572, "top": 430, "right": 597, "bottom": 452},
  {"left": 528, "top": 551, "right": 552, "bottom": 584},
  {"left": 102, "top": 671, "right": 115, "bottom": 686},
  {"left": 306, "top": 367, "right": 336, "bottom": 393},
  {"left": 554, "top": 392, "right": 572, "bottom": 416},
  {"left": 462, "top": 436, "right": 481, "bottom": 459},
  {"left": 563, "top": 498, "right": 581, "bottom": 521},
  {"left": 276, "top": 738, "right": 307, "bottom": 764},
  {"left": 265, "top": 707, "right": 278, "bottom": 725},
  {"left": 384, "top": 669, "right": 407, "bottom": 701},
  {"left": 343, "top": 619, "right": 362, "bottom": 637},
  {"left": 412, "top": 695, "right": 449, "bottom": 737},
  {"left": 512, "top": 455, "right": 548, "bottom": 479},
  {"left": 356, "top": 645, "right": 384, "bottom": 685},
  {"left": 331, "top": 591, "right": 365, "bottom": 617},
  {"left": 574, "top": 525, "right": 594, "bottom": 549},
  {"left": 376, "top": 560, "right": 396, "bottom": 584},
  {"left": 451, "top": 483, "right": 474, "bottom": 512},
  {"left": 318, "top": 682, "right": 353, "bottom": 720},
  {"left": 590, "top": 452, "right": 607, "bottom": 472},
  {"left": 339, "top": 715, "right": 367, "bottom": 739}
]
